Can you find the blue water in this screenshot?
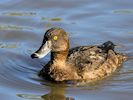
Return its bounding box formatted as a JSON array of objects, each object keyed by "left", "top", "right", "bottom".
[{"left": 0, "top": 0, "right": 133, "bottom": 100}]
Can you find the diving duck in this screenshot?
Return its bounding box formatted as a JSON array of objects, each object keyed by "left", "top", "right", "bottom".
[{"left": 31, "top": 28, "right": 127, "bottom": 82}]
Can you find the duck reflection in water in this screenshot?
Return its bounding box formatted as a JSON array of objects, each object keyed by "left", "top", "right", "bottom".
[
  {"left": 17, "top": 86, "right": 74, "bottom": 100},
  {"left": 42, "top": 86, "right": 74, "bottom": 100}
]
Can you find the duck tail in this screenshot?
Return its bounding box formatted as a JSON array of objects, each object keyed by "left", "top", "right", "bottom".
[{"left": 99, "top": 41, "right": 115, "bottom": 53}]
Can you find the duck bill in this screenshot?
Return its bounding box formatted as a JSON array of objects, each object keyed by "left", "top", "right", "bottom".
[{"left": 31, "top": 41, "right": 52, "bottom": 59}]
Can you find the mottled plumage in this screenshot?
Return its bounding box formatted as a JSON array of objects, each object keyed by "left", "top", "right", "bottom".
[{"left": 31, "top": 28, "right": 127, "bottom": 82}]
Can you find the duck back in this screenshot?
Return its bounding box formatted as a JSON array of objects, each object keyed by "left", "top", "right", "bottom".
[{"left": 67, "top": 41, "right": 126, "bottom": 81}]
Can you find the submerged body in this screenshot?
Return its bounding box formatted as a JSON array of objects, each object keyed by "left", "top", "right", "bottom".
[{"left": 31, "top": 28, "right": 127, "bottom": 82}]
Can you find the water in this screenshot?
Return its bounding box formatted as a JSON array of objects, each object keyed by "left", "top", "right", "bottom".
[{"left": 0, "top": 0, "right": 133, "bottom": 100}]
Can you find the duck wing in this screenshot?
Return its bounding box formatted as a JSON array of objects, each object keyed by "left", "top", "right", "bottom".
[
  {"left": 68, "top": 45, "right": 107, "bottom": 71},
  {"left": 67, "top": 41, "right": 117, "bottom": 70}
]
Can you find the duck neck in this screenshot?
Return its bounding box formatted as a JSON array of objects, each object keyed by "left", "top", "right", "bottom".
[{"left": 51, "top": 50, "right": 68, "bottom": 66}]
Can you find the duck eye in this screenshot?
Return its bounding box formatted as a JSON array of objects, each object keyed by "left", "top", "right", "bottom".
[{"left": 53, "top": 36, "right": 58, "bottom": 41}]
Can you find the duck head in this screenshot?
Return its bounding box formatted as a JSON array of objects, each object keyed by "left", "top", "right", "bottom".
[{"left": 31, "top": 28, "right": 69, "bottom": 59}]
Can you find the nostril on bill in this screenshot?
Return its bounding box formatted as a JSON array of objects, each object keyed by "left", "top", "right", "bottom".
[{"left": 31, "top": 53, "right": 38, "bottom": 59}]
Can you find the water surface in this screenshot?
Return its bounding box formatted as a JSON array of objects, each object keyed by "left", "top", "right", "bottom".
[{"left": 0, "top": 0, "right": 133, "bottom": 100}]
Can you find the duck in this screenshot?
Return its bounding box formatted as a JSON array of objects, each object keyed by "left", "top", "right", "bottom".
[{"left": 31, "top": 27, "right": 127, "bottom": 82}]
